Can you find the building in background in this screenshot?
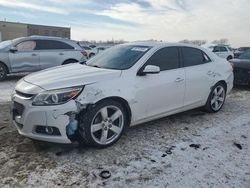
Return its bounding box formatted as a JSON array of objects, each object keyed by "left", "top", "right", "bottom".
[{"left": 0, "top": 21, "right": 70, "bottom": 42}]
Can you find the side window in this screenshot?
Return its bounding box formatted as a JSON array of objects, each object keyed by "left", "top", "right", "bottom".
[
  {"left": 213, "top": 46, "right": 220, "bottom": 52},
  {"left": 182, "top": 47, "right": 210, "bottom": 67},
  {"left": 145, "top": 47, "right": 179, "bottom": 71},
  {"left": 16, "top": 41, "right": 36, "bottom": 52},
  {"left": 220, "top": 46, "right": 227, "bottom": 52},
  {"left": 35, "top": 40, "right": 74, "bottom": 50}
]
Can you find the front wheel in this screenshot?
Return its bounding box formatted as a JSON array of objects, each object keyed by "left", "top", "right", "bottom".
[
  {"left": 205, "top": 83, "right": 226, "bottom": 113},
  {"left": 77, "top": 100, "right": 128, "bottom": 148}
]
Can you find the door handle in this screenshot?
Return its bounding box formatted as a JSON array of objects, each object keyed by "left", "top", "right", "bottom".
[
  {"left": 59, "top": 53, "right": 64, "bottom": 55},
  {"left": 175, "top": 77, "right": 184, "bottom": 82},
  {"left": 31, "top": 53, "right": 38, "bottom": 56},
  {"left": 207, "top": 71, "right": 214, "bottom": 76}
]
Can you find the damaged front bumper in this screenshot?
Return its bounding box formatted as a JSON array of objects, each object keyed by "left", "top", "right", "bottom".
[{"left": 11, "top": 93, "right": 79, "bottom": 144}]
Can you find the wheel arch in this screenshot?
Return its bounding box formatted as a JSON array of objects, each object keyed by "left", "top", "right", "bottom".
[
  {"left": 62, "top": 59, "right": 78, "bottom": 65},
  {"left": 216, "top": 80, "right": 227, "bottom": 92}
]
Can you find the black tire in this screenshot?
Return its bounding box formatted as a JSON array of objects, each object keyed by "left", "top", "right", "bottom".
[
  {"left": 205, "top": 82, "right": 226, "bottom": 113},
  {"left": 77, "top": 99, "right": 128, "bottom": 148},
  {"left": 0, "top": 63, "right": 7, "bottom": 81},
  {"left": 89, "top": 53, "right": 95, "bottom": 58},
  {"left": 62, "top": 59, "right": 78, "bottom": 65},
  {"left": 227, "top": 56, "right": 233, "bottom": 61}
]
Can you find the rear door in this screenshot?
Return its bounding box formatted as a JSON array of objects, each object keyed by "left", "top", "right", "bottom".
[
  {"left": 9, "top": 40, "right": 40, "bottom": 72},
  {"left": 181, "top": 47, "right": 215, "bottom": 107},
  {"left": 36, "top": 40, "right": 75, "bottom": 69}
]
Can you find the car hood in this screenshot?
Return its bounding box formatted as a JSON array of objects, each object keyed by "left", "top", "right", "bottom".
[{"left": 23, "top": 64, "right": 122, "bottom": 91}]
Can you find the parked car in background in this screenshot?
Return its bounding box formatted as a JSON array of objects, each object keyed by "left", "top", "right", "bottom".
[
  {"left": 230, "top": 50, "right": 250, "bottom": 86},
  {"left": 202, "top": 44, "right": 234, "bottom": 60},
  {"left": 234, "top": 47, "right": 250, "bottom": 58},
  {"left": 210, "top": 45, "right": 233, "bottom": 60},
  {"left": 0, "top": 36, "right": 87, "bottom": 80},
  {"left": 79, "top": 45, "right": 96, "bottom": 58},
  {"left": 11, "top": 42, "right": 233, "bottom": 148}
]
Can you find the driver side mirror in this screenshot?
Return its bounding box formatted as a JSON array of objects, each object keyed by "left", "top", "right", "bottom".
[
  {"left": 9, "top": 46, "right": 17, "bottom": 53},
  {"left": 138, "top": 65, "right": 160, "bottom": 76}
]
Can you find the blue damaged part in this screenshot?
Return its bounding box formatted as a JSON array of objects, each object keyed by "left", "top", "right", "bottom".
[{"left": 66, "top": 113, "right": 78, "bottom": 136}]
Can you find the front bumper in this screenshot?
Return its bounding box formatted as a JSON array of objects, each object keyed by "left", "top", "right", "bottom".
[{"left": 11, "top": 93, "right": 78, "bottom": 144}]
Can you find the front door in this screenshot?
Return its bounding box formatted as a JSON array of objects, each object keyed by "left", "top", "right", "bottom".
[{"left": 133, "top": 47, "right": 185, "bottom": 122}]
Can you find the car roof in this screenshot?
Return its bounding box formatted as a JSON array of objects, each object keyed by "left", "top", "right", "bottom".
[{"left": 122, "top": 41, "right": 206, "bottom": 49}]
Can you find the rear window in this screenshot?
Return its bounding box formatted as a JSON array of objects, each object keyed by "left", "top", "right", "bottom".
[
  {"left": 35, "top": 40, "right": 74, "bottom": 50},
  {"left": 182, "top": 47, "right": 211, "bottom": 67}
]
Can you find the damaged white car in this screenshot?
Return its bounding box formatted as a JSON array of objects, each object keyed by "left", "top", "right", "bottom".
[{"left": 11, "top": 42, "right": 234, "bottom": 148}]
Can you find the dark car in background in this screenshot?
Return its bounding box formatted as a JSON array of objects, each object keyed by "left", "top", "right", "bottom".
[
  {"left": 230, "top": 50, "right": 250, "bottom": 86},
  {"left": 234, "top": 47, "right": 250, "bottom": 58}
]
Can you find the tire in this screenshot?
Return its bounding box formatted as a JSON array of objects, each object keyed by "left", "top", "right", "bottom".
[
  {"left": 0, "top": 63, "right": 7, "bottom": 81},
  {"left": 205, "top": 82, "right": 226, "bottom": 113},
  {"left": 89, "top": 53, "right": 95, "bottom": 58},
  {"left": 227, "top": 56, "right": 233, "bottom": 61},
  {"left": 62, "top": 59, "right": 78, "bottom": 65},
  {"left": 77, "top": 99, "right": 128, "bottom": 148}
]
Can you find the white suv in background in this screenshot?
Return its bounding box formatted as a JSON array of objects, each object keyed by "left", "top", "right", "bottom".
[
  {"left": 202, "top": 44, "right": 234, "bottom": 60},
  {"left": 11, "top": 42, "right": 233, "bottom": 148},
  {"left": 0, "top": 36, "right": 87, "bottom": 80}
]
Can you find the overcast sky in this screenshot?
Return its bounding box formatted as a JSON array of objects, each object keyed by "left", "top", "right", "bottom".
[{"left": 0, "top": 0, "right": 249, "bottom": 47}]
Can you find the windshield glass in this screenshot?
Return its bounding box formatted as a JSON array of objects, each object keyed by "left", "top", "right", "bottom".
[
  {"left": 0, "top": 40, "right": 12, "bottom": 49},
  {"left": 86, "top": 45, "right": 151, "bottom": 70},
  {"left": 239, "top": 51, "right": 250, "bottom": 60}
]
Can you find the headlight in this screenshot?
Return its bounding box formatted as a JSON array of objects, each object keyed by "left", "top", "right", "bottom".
[{"left": 32, "top": 86, "right": 83, "bottom": 106}]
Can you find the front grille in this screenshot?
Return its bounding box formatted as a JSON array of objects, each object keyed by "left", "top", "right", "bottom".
[
  {"left": 15, "top": 90, "right": 34, "bottom": 99},
  {"left": 13, "top": 102, "right": 25, "bottom": 116}
]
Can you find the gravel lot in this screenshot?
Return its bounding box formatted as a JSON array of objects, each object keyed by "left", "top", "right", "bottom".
[{"left": 0, "top": 77, "right": 249, "bottom": 188}]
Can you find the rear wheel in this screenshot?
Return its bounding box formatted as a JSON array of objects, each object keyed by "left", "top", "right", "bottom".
[
  {"left": 77, "top": 100, "right": 128, "bottom": 148},
  {"left": 205, "top": 83, "right": 226, "bottom": 113},
  {"left": 0, "top": 63, "right": 7, "bottom": 81},
  {"left": 89, "top": 53, "right": 95, "bottom": 58},
  {"left": 227, "top": 56, "right": 233, "bottom": 61}
]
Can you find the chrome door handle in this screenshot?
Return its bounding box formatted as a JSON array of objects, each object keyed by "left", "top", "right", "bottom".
[{"left": 175, "top": 77, "right": 184, "bottom": 82}]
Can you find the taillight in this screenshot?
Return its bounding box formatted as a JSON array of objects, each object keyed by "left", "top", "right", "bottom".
[{"left": 81, "top": 51, "right": 88, "bottom": 57}]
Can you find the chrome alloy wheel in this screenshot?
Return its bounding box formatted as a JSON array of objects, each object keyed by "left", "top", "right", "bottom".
[
  {"left": 90, "top": 105, "right": 124, "bottom": 145},
  {"left": 210, "top": 85, "right": 225, "bottom": 111}
]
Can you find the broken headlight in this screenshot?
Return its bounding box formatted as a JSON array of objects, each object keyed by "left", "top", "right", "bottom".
[{"left": 32, "top": 86, "right": 83, "bottom": 106}]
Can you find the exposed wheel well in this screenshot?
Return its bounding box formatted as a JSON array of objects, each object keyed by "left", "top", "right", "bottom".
[
  {"left": 0, "top": 61, "right": 9, "bottom": 74},
  {"left": 94, "top": 97, "right": 132, "bottom": 125},
  {"left": 62, "top": 59, "right": 78, "bottom": 65}
]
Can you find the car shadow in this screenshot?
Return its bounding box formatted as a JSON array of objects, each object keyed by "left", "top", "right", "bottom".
[{"left": 233, "top": 85, "right": 250, "bottom": 91}]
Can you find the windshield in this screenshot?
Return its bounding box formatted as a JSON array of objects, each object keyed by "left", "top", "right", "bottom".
[
  {"left": 239, "top": 51, "right": 250, "bottom": 60},
  {"left": 86, "top": 45, "right": 151, "bottom": 70},
  {"left": 0, "top": 40, "right": 12, "bottom": 49}
]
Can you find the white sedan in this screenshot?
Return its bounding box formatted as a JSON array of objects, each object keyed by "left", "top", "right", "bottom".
[{"left": 11, "top": 42, "right": 234, "bottom": 148}]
